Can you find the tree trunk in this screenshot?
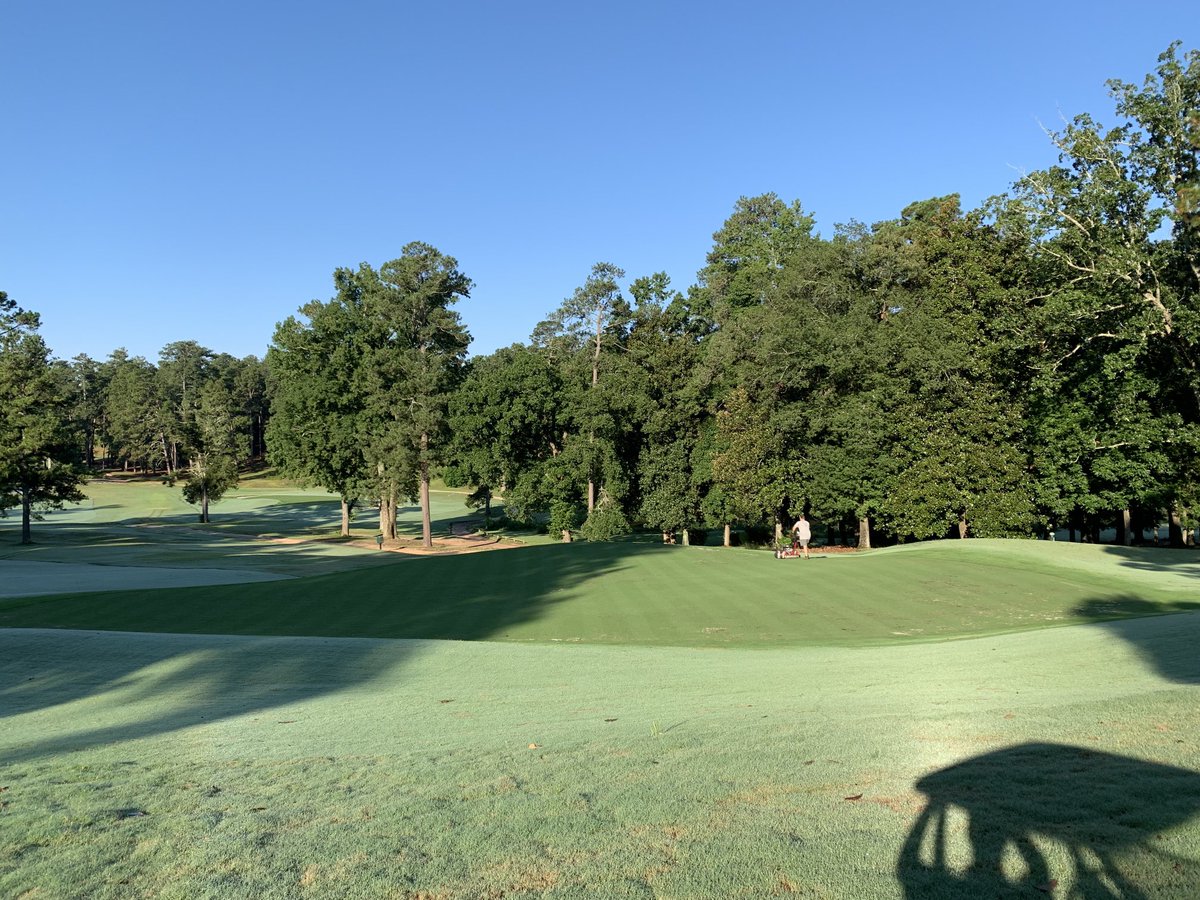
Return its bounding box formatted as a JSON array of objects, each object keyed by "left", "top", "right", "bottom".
[
  {"left": 201, "top": 485, "right": 210, "bottom": 523},
  {"left": 724, "top": 523, "right": 731, "bottom": 547},
  {"left": 588, "top": 478, "right": 595, "bottom": 513},
  {"left": 380, "top": 494, "right": 397, "bottom": 540},
  {"left": 1119, "top": 508, "right": 1132, "bottom": 546},
  {"left": 774, "top": 520, "right": 783, "bottom": 545},
  {"left": 420, "top": 434, "right": 434, "bottom": 549},
  {"left": 681, "top": 529, "right": 690, "bottom": 546},
  {"left": 1169, "top": 505, "right": 1185, "bottom": 548},
  {"left": 20, "top": 485, "right": 32, "bottom": 544},
  {"left": 340, "top": 498, "right": 351, "bottom": 537},
  {"left": 484, "top": 493, "right": 491, "bottom": 529},
  {"left": 561, "top": 529, "right": 572, "bottom": 543},
  {"left": 957, "top": 517, "right": 968, "bottom": 539},
  {"left": 858, "top": 516, "right": 871, "bottom": 550}
]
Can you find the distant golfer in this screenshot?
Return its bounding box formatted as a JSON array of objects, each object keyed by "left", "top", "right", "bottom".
[{"left": 791, "top": 515, "right": 811, "bottom": 559}]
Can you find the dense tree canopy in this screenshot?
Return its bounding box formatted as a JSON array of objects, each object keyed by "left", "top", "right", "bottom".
[{"left": 6, "top": 43, "right": 1198, "bottom": 551}]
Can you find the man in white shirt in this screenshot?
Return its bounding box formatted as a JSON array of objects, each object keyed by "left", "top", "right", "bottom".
[{"left": 791, "top": 515, "right": 811, "bottom": 559}]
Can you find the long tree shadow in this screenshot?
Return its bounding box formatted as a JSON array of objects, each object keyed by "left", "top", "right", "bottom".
[
  {"left": 897, "top": 743, "right": 1200, "bottom": 898},
  {"left": 0, "top": 514, "right": 419, "bottom": 578},
  {"left": 0, "top": 542, "right": 668, "bottom": 760},
  {"left": 1099, "top": 544, "right": 1200, "bottom": 581},
  {"left": 1072, "top": 597, "right": 1200, "bottom": 684}
]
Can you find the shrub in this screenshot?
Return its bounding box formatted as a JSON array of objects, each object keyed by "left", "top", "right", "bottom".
[{"left": 580, "top": 493, "right": 630, "bottom": 542}]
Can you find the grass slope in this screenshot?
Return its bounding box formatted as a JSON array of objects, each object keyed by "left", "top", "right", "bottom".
[
  {"left": 3, "top": 481, "right": 1200, "bottom": 896},
  {"left": 3, "top": 540, "right": 1199, "bottom": 647},
  {"left": 2, "top": 616, "right": 1199, "bottom": 898}
]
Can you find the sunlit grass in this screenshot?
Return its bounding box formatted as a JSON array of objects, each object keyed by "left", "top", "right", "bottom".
[
  {"left": 2, "top": 479, "right": 1200, "bottom": 896},
  {"left": 3, "top": 539, "right": 1199, "bottom": 647},
  {"left": 3, "top": 618, "right": 1199, "bottom": 898}
]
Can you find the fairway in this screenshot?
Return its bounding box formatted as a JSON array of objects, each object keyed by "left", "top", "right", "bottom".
[
  {"left": 4, "top": 538, "right": 1200, "bottom": 648},
  {"left": 2, "top": 480, "right": 1200, "bottom": 897},
  {"left": 0, "top": 559, "right": 289, "bottom": 597},
  {"left": 3, "top": 614, "right": 1199, "bottom": 898}
]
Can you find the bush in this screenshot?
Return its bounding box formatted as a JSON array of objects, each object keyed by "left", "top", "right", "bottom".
[
  {"left": 580, "top": 494, "right": 630, "bottom": 542},
  {"left": 440, "top": 465, "right": 467, "bottom": 488},
  {"left": 548, "top": 501, "right": 582, "bottom": 540}
]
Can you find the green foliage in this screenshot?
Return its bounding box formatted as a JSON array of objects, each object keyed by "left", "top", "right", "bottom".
[
  {"left": 0, "top": 292, "right": 87, "bottom": 543},
  {"left": 180, "top": 379, "right": 244, "bottom": 521},
  {"left": 547, "top": 499, "right": 581, "bottom": 539},
  {"left": 102, "top": 351, "right": 165, "bottom": 471},
  {"left": 440, "top": 464, "right": 467, "bottom": 488},
  {"left": 447, "top": 344, "right": 563, "bottom": 499},
  {"left": 697, "top": 192, "right": 817, "bottom": 317},
  {"left": 266, "top": 278, "right": 373, "bottom": 535},
  {"left": 579, "top": 490, "right": 630, "bottom": 541}
]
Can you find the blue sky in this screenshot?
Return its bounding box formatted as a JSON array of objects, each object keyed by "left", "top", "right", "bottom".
[{"left": 2, "top": 1, "right": 1195, "bottom": 362}]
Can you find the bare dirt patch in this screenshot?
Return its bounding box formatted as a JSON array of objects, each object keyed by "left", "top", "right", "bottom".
[{"left": 349, "top": 529, "right": 520, "bottom": 556}]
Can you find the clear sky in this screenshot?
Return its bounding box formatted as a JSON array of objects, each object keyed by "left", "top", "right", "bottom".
[{"left": 3, "top": 1, "right": 1196, "bottom": 363}]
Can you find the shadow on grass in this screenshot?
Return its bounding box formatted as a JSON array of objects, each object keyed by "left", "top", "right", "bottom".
[
  {"left": 1072, "top": 597, "right": 1200, "bottom": 685},
  {"left": 0, "top": 631, "right": 411, "bottom": 763},
  {"left": 1100, "top": 544, "right": 1200, "bottom": 581},
  {"left": 0, "top": 542, "right": 666, "bottom": 759},
  {"left": 1, "top": 491, "right": 470, "bottom": 545},
  {"left": 98, "top": 501, "right": 360, "bottom": 537},
  {"left": 0, "top": 521, "right": 389, "bottom": 579},
  {"left": 897, "top": 743, "right": 1200, "bottom": 899},
  {"left": 200, "top": 500, "right": 347, "bottom": 534}
]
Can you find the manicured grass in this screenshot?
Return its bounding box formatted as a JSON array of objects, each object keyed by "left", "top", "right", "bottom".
[
  {"left": 0, "top": 477, "right": 484, "bottom": 578},
  {"left": 3, "top": 539, "right": 1199, "bottom": 647},
  {"left": 3, "top": 474, "right": 479, "bottom": 539},
  {"left": 2, "top": 615, "right": 1198, "bottom": 898},
  {"left": 2, "top": 480, "right": 1200, "bottom": 897}
]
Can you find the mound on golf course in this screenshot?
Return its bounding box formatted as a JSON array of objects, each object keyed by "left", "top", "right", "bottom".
[{"left": 2, "top": 526, "right": 1199, "bottom": 897}]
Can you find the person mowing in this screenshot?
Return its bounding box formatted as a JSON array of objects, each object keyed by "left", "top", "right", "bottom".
[{"left": 791, "top": 514, "right": 812, "bottom": 559}]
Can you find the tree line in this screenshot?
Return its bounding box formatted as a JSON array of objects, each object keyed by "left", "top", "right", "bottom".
[
  {"left": 3, "top": 44, "right": 1197, "bottom": 547},
  {"left": 0, "top": 303, "right": 268, "bottom": 539}
]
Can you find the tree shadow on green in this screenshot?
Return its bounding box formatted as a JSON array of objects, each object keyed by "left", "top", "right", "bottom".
[
  {"left": 0, "top": 543, "right": 660, "bottom": 759},
  {"left": 0, "top": 521, "right": 395, "bottom": 577},
  {"left": 0, "top": 631, "right": 411, "bottom": 763},
  {"left": 897, "top": 743, "right": 1200, "bottom": 899},
  {"left": 1072, "top": 598, "right": 1200, "bottom": 684},
  {"left": 1099, "top": 544, "right": 1200, "bottom": 580}
]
